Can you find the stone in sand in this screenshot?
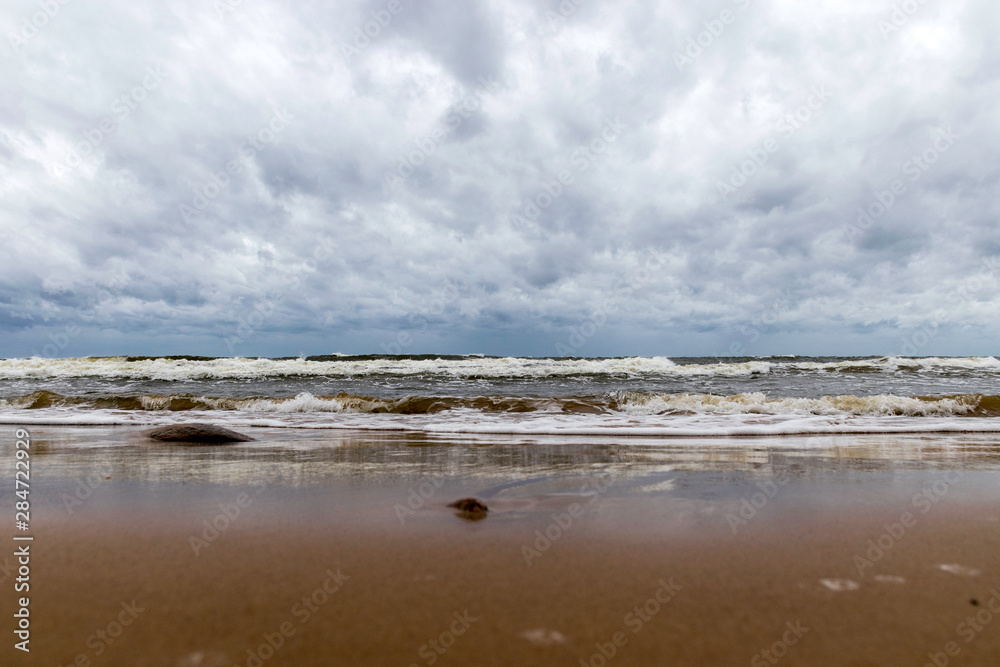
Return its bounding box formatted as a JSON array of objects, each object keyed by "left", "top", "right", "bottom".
[
  {"left": 145, "top": 423, "right": 253, "bottom": 443},
  {"left": 448, "top": 497, "right": 488, "bottom": 521}
]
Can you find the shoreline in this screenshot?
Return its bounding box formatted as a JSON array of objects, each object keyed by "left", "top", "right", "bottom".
[{"left": 5, "top": 416, "right": 1000, "bottom": 439}]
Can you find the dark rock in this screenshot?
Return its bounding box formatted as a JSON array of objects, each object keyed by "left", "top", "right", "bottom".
[
  {"left": 447, "top": 497, "right": 488, "bottom": 521},
  {"left": 145, "top": 423, "right": 253, "bottom": 443}
]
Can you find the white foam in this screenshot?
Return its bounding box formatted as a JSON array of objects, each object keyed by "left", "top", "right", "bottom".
[
  {"left": 613, "top": 391, "right": 979, "bottom": 417},
  {"left": 2, "top": 355, "right": 995, "bottom": 381},
  {"left": 0, "top": 356, "right": 680, "bottom": 380},
  {"left": 792, "top": 356, "right": 1000, "bottom": 372},
  {"left": 520, "top": 629, "right": 567, "bottom": 646},
  {"left": 3, "top": 406, "right": 1000, "bottom": 438},
  {"left": 937, "top": 564, "right": 981, "bottom": 577},
  {"left": 819, "top": 579, "right": 860, "bottom": 592},
  {"left": 241, "top": 392, "right": 365, "bottom": 413}
]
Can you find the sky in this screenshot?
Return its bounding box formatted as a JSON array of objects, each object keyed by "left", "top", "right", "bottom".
[{"left": 1, "top": 0, "right": 998, "bottom": 359}]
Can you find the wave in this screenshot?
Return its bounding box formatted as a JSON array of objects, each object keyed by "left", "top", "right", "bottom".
[
  {"left": 0, "top": 356, "right": 679, "bottom": 380},
  {"left": 0, "top": 390, "right": 609, "bottom": 415},
  {"left": 0, "top": 355, "right": 998, "bottom": 380},
  {"left": 789, "top": 356, "right": 1000, "bottom": 373},
  {"left": 4, "top": 390, "right": 999, "bottom": 418},
  {"left": 609, "top": 391, "right": 1000, "bottom": 417}
]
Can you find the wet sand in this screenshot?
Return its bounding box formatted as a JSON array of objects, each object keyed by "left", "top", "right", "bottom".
[{"left": 2, "top": 427, "right": 1000, "bottom": 666}]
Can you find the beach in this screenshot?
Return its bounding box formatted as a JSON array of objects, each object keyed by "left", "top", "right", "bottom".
[
  {"left": 7, "top": 0, "right": 1000, "bottom": 659},
  {"left": 5, "top": 0, "right": 998, "bottom": 658},
  {"left": 3, "top": 425, "right": 1000, "bottom": 666}
]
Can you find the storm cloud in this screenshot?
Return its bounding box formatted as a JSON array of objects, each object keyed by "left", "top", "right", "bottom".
[{"left": 1, "top": 0, "right": 998, "bottom": 357}]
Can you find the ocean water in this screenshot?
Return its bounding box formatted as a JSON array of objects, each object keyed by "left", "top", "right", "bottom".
[{"left": 1, "top": 355, "right": 999, "bottom": 437}]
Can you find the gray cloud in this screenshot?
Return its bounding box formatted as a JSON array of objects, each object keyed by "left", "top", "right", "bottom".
[{"left": 1, "top": 0, "right": 998, "bottom": 358}]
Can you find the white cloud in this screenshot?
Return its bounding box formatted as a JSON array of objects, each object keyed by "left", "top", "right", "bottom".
[{"left": 1, "top": 0, "right": 998, "bottom": 358}]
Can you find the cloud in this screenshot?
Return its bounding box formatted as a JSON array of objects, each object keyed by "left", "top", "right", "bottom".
[{"left": 1, "top": 0, "right": 998, "bottom": 358}]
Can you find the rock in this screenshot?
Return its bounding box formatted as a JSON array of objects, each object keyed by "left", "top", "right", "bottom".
[
  {"left": 447, "top": 497, "right": 488, "bottom": 521},
  {"left": 145, "top": 423, "right": 253, "bottom": 443}
]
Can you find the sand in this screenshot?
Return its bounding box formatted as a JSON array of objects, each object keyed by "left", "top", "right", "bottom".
[{"left": 2, "top": 426, "right": 1000, "bottom": 666}]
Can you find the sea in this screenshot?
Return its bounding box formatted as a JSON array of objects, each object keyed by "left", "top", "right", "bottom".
[{"left": 1, "top": 355, "right": 999, "bottom": 438}]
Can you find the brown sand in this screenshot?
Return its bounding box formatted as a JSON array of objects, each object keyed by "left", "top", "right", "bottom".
[
  {"left": 2, "top": 427, "right": 1000, "bottom": 666},
  {"left": 4, "top": 496, "right": 999, "bottom": 666}
]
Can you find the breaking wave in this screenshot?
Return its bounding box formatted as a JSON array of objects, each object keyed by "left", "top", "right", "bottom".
[
  {"left": 0, "top": 355, "right": 997, "bottom": 381},
  {"left": 609, "top": 391, "right": 1000, "bottom": 417},
  {"left": 3, "top": 390, "right": 999, "bottom": 418}
]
